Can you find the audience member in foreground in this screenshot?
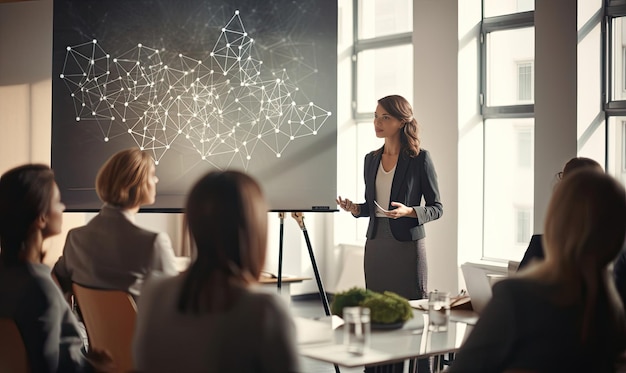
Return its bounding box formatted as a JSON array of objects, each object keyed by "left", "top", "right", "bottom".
[
  {"left": 517, "top": 156, "right": 603, "bottom": 271},
  {"left": 132, "top": 170, "right": 300, "bottom": 373},
  {"left": 450, "top": 169, "right": 626, "bottom": 373},
  {"left": 53, "top": 148, "right": 177, "bottom": 300},
  {"left": 0, "top": 164, "right": 113, "bottom": 372}
]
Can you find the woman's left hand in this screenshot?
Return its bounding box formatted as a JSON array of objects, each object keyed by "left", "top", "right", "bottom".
[{"left": 385, "top": 202, "right": 416, "bottom": 219}]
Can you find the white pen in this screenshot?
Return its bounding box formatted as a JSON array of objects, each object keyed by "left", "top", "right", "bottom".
[{"left": 374, "top": 200, "right": 389, "bottom": 213}]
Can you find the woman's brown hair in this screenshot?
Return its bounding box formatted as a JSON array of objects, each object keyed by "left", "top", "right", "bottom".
[
  {"left": 543, "top": 168, "right": 626, "bottom": 346},
  {"left": 178, "top": 170, "right": 268, "bottom": 313},
  {"left": 0, "top": 164, "right": 55, "bottom": 266},
  {"left": 377, "top": 95, "right": 421, "bottom": 157}
]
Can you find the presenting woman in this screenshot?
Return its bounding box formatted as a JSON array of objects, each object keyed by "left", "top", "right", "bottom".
[{"left": 337, "top": 94, "right": 443, "bottom": 301}]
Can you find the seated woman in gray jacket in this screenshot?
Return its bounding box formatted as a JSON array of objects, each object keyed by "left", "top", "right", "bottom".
[
  {"left": 0, "top": 164, "right": 112, "bottom": 372},
  {"left": 53, "top": 148, "right": 178, "bottom": 300}
]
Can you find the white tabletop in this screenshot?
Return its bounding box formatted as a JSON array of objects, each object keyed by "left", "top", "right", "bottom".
[{"left": 297, "top": 310, "right": 473, "bottom": 368}]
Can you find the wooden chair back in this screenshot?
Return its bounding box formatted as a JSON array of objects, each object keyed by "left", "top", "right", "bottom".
[
  {"left": 72, "top": 283, "right": 137, "bottom": 373},
  {"left": 0, "top": 318, "right": 30, "bottom": 373}
]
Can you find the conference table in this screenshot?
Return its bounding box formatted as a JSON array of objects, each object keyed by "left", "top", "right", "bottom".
[{"left": 296, "top": 305, "right": 478, "bottom": 372}]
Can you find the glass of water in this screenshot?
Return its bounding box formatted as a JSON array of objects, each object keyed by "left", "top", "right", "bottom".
[
  {"left": 343, "top": 306, "right": 371, "bottom": 355},
  {"left": 428, "top": 290, "right": 450, "bottom": 332}
]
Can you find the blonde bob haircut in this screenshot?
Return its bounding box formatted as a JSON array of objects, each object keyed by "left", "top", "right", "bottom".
[{"left": 95, "top": 148, "right": 154, "bottom": 208}]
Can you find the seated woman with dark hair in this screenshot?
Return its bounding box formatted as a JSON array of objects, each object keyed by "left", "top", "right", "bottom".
[
  {"left": 132, "top": 170, "right": 300, "bottom": 373},
  {"left": 450, "top": 169, "right": 626, "bottom": 372},
  {"left": 53, "top": 148, "right": 177, "bottom": 300},
  {"left": 517, "top": 156, "right": 603, "bottom": 271},
  {"left": 0, "top": 164, "right": 112, "bottom": 372}
]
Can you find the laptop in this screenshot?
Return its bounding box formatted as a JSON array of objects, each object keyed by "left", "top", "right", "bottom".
[{"left": 460, "top": 263, "right": 497, "bottom": 314}]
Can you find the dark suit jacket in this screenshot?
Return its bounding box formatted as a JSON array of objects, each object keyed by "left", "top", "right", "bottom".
[
  {"left": 517, "top": 234, "right": 545, "bottom": 272},
  {"left": 355, "top": 148, "right": 443, "bottom": 241}
]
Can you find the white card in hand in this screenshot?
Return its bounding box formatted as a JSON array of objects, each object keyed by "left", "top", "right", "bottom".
[{"left": 374, "top": 200, "right": 389, "bottom": 213}]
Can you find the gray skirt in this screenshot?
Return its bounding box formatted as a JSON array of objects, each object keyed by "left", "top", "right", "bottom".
[{"left": 364, "top": 218, "right": 427, "bottom": 300}]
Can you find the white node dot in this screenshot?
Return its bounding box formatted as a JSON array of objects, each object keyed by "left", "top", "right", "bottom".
[
  {"left": 122, "top": 119, "right": 126, "bottom": 123},
  {"left": 202, "top": 156, "right": 206, "bottom": 160},
  {"left": 127, "top": 129, "right": 132, "bottom": 133},
  {"left": 276, "top": 153, "right": 281, "bottom": 158},
  {"left": 313, "top": 131, "right": 318, "bottom": 135},
  {"left": 92, "top": 39, "right": 97, "bottom": 43},
  {"left": 327, "top": 112, "right": 332, "bottom": 116},
  {"left": 178, "top": 130, "right": 182, "bottom": 134},
  {"left": 166, "top": 145, "right": 170, "bottom": 149},
  {"left": 155, "top": 160, "right": 159, "bottom": 165},
  {"left": 60, "top": 74, "right": 64, "bottom": 78},
  {"left": 235, "top": 148, "right": 239, "bottom": 152},
  {"left": 257, "top": 134, "right": 262, "bottom": 139},
  {"left": 274, "top": 128, "right": 279, "bottom": 133},
  {"left": 138, "top": 43, "right": 142, "bottom": 47},
  {"left": 290, "top": 136, "right": 294, "bottom": 140},
  {"left": 66, "top": 46, "right": 71, "bottom": 51},
  {"left": 104, "top": 137, "right": 109, "bottom": 142},
  {"left": 235, "top": 10, "right": 239, "bottom": 14},
  {"left": 113, "top": 58, "right": 117, "bottom": 62},
  {"left": 247, "top": 155, "right": 251, "bottom": 160},
  {"left": 309, "top": 102, "right": 314, "bottom": 106},
  {"left": 110, "top": 116, "right": 115, "bottom": 120},
  {"left": 76, "top": 117, "right": 80, "bottom": 121},
  {"left": 221, "top": 28, "right": 225, "bottom": 32},
  {"left": 300, "top": 121, "right": 304, "bottom": 125},
  {"left": 140, "top": 147, "right": 144, "bottom": 150},
  {"left": 179, "top": 53, "right": 182, "bottom": 57}
]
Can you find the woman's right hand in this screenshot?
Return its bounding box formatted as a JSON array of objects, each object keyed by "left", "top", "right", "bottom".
[{"left": 336, "top": 196, "right": 359, "bottom": 215}]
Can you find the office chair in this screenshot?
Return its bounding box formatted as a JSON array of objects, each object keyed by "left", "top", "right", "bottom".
[
  {"left": 0, "top": 318, "right": 30, "bottom": 373},
  {"left": 72, "top": 283, "right": 137, "bottom": 373}
]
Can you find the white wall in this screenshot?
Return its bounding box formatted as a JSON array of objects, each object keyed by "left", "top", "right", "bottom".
[{"left": 414, "top": 0, "right": 459, "bottom": 294}]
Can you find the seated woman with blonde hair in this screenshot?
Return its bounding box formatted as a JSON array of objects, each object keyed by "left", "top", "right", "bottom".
[
  {"left": 53, "top": 147, "right": 177, "bottom": 300},
  {"left": 449, "top": 169, "right": 626, "bottom": 372},
  {"left": 132, "top": 170, "right": 300, "bottom": 373}
]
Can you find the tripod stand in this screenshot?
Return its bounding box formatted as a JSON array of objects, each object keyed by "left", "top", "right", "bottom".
[
  {"left": 276, "top": 212, "right": 339, "bottom": 373},
  {"left": 276, "top": 212, "right": 332, "bottom": 315}
]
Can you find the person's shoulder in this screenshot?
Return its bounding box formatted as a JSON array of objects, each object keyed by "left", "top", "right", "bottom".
[
  {"left": 246, "top": 287, "right": 289, "bottom": 311},
  {"left": 492, "top": 276, "right": 549, "bottom": 297},
  {"left": 25, "top": 263, "right": 66, "bottom": 306}
]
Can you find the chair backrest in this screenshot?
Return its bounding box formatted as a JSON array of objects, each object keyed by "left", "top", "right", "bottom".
[
  {"left": 0, "top": 318, "right": 30, "bottom": 373},
  {"left": 72, "top": 283, "right": 137, "bottom": 373}
]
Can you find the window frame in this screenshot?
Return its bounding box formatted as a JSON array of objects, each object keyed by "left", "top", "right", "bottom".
[{"left": 351, "top": 0, "right": 413, "bottom": 122}]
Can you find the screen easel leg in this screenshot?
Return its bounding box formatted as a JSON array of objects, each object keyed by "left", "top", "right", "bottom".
[
  {"left": 277, "top": 212, "right": 284, "bottom": 292},
  {"left": 276, "top": 212, "right": 339, "bottom": 373},
  {"left": 290, "top": 213, "right": 331, "bottom": 316}
]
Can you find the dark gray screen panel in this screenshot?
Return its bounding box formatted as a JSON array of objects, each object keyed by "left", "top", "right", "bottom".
[{"left": 52, "top": 0, "right": 337, "bottom": 212}]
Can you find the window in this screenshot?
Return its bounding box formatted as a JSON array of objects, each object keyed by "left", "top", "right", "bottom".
[
  {"left": 483, "top": 0, "right": 534, "bottom": 18},
  {"left": 350, "top": 0, "right": 412, "bottom": 240},
  {"left": 515, "top": 207, "right": 531, "bottom": 244},
  {"left": 516, "top": 127, "right": 532, "bottom": 168},
  {"left": 606, "top": 5, "right": 626, "bottom": 187},
  {"left": 517, "top": 61, "right": 533, "bottom": 102},
  {"left": 481, "top": 9, "right": 534, "bottom": 262}
]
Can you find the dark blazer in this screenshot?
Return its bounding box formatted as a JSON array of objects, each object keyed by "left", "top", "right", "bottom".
[
  {"left": 517, "top": 234, "right": 545, "bottom": 272},
  {"left": 356, "top": 148, "right": 443, "bottom": 241}
]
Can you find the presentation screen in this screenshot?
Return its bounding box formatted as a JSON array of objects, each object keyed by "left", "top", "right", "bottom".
[{"left": 52, "top": 0, "right": 337, "bottom": 212}]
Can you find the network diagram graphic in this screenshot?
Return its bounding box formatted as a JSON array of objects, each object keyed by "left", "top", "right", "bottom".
[{"left": 59, "top": 10, "right": 332, "bottom": 170}]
